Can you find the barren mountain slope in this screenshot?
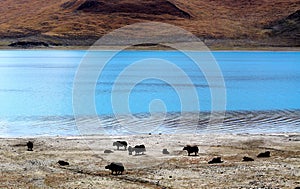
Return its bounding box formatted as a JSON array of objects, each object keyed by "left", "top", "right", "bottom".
[{"left": 0, "top": 0, "right": 299, "bottom": 47}]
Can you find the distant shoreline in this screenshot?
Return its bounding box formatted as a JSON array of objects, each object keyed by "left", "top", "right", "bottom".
[
  {"left": 1, "top": 45, "right": 300, "bottom": 51},
  {"left": 1, "top": 132, "right": 299, "bottom": 139},
  {"left": 1, "top": 37, "right": 300, "bottom": 51}
]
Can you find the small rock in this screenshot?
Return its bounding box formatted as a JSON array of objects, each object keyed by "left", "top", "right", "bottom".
[
  {"left": 104, "top": 149, "right": 113, "bottom": 153},
  {"left": 162, "top": 149, "right": 170, "bottom": 154},
  {"left": 243, "top": 156, "right": 254, "bottom": 161}
]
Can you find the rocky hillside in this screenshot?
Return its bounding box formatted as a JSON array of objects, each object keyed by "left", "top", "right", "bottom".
[
  {"left": 266, "top": 10, "right": 300, "bottom": 45},
  {"left": 0, "top": 0, "right": 299, "bottom": 48}
]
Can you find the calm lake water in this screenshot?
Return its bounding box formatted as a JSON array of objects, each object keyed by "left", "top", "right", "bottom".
[{"left": 0, "top": 50, "right": 299, "bottom": 136}]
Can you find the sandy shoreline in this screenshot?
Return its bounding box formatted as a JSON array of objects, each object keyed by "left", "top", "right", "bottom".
[
  {"left": 1, "top": 43, "right": 300, "bottom": 51},
  {"left": 0, "top": 133, "right": 299, "bottom": 188}
]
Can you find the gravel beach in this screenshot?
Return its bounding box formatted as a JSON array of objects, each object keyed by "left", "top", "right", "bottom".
[{"left": 0, "top": 133, "right": 299, "bottom": 188}]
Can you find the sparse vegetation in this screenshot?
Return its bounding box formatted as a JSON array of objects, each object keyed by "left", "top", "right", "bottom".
[{"left": 0, "top": 0, "right": 299, "bottom": 48}]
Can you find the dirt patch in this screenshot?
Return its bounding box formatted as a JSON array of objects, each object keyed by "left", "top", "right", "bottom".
[{"left": 73, "top": 0, "right": 191, "bottom": 19}]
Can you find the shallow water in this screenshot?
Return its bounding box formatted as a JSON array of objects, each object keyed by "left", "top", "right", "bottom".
[{"left": 0, "top": 50, "right": 299, "bottom": 136}]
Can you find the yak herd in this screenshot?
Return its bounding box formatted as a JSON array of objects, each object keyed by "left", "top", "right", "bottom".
[
  {"left": 24, "top": 140, "right": 272, "bottom": 175},
  {"left": 104, "top": 141, "right": 271, "bottom": 175}
]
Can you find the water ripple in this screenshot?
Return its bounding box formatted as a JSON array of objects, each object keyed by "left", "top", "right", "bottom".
[{"left": 1, "top": 110, "right": 299, "bottom": 137}]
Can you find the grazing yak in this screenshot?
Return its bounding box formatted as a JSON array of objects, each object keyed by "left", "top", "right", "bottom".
[
  {"left": 257, "top": 151, "right": 270, "bottom": 158},
  {"left": 105, "top": 162, "right": 124, "bottom": 175},
  {"left": 113, "top": 141, "right": 128, "bottom": 150},
  {"left": 133, "top": 145, "right": 146, "bottom": 155},
  {"left": 183, "top": 145, "right": 199, "bottom": 156},
  {"left": 27, "top": 141, "right": 33, "bottom": 151}
]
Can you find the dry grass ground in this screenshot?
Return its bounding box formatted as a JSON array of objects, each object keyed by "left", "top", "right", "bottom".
[
  {"left": 0, "top": 133, "right": 299, "bottom": 188},
  {"left": 0, "top": 0, "right": 299, "bottom": 47}
]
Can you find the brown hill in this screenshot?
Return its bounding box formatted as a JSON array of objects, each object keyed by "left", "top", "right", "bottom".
[
  {"left": 0, "top": 0, "right": 299, "bottom": 48},
  {"left": 265, "top": 10, "right": 300, "bottom": 46}
]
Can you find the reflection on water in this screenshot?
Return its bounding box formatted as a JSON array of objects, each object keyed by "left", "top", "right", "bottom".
[{"left": 0, "top": 50, "right": 299, "bottom": 137}]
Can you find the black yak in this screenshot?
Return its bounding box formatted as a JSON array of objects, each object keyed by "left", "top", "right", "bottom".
[
  {"left": 27, "top": 141, "right": 33, "bottom": 151},
  {"left": 257, "top": 151, "right": 270, "bottom": 158},
  {"left": 183, "top": 145, "right": 198, "bottom": 156},
  {"left": 113, "top": 141, "right": 127, "bottom": 150},
  {"left": 133, "top": 145, "right": 146, "bottom": 155},
  {"left": 58, "top": 160, "right": 69, "bottom": 166},
  {"left": 208, "top": 157, "right": 223, "bottom": 164},
  {"left": 105, "top": 162, "right": 124, "bottom": 175}
]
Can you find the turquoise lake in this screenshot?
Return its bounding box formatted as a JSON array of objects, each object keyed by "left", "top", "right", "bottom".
[{"left": 0, "top": 50, "right": 299, "bottom": 136}]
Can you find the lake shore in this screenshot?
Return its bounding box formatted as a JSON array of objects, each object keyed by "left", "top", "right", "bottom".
[
  {"left": 1, "top": 38, "right": 300, "bottom": 51},
  {"left": 1, "top": 133, "right": 299, "bottom": 188},
  {"left": 1, "top": 45, "right": 300, "bottom": 51}
]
